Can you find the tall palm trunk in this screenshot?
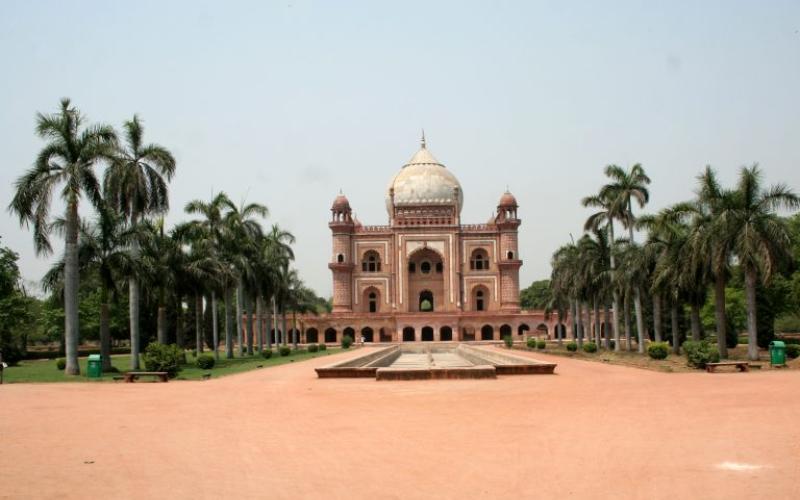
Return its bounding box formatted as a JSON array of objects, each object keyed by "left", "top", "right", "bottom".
[
  {"left": 608, "top": 223, "right": 622, "bottom": 352},
  {"left": 292, "top": 311, "right": 298, "bottom": 349},
  {"left": 62, "top": 200, "right": 81, "bottom": 375},
  {"left": 603, "top": 302, "right": 611, "bottom": 349},
  {"left": 624, "top": 293, "right": 632, "bottom": 351},
  {"left": 670, "top": 300, "right": 680, "bottom": 355},
  {"left": 628, "top": 206, "right": 646, "bottom": 353},
  {"left": 157, "top": 288, "right": 167, "bottom": 344},
  {"left": 100, "top": 286, "right": 112, "bottom": 371},
  {"left": 744, "top": 266, "right": 759, "bottom": 361},
  {"left": 570, "top": 299, "right": 577, "bottom": 340},
  {"left": 576, "top": 300, "right": 584, "bottom": 349},
  {"left": 256, "top": 295, "right": 264, "bottom": 351},
  {"left": 175, "top": 298, "right": 184, "bottom": 349},
  {"left": 224, "top": 287, "right": 234, "bottom": 359},
  {"left": 593, "top": 297, "right": 601, "bottom": 346},
  {"left": 652, "top": 292, "right": 662, "bottom": 342},
  {"left": 195, "top": 293, "right": 203, "bottom": 353},
  {"left": 246, "top": 294, "right": 255, "bottom": 355},
  {"left": 211, "top": 290, "right": 219, "bottom": 360},
  {"left": 236, "top": 282, "right": 244, "bottom": 356},
  {"left": 690, "top": 303, "right": 702, "bottom": 341},
  {"left": 281, "top": 309, "right": 288, "bottom": 346},
  {"left": 272, "top": 296, "right": 278, "bottom": 348},
  {"left": 129, "top": 215, "right": 141, "bottom": 371},
  {"left": 265, "top": 307, "right": 272, "bottom": 350},
  {"left": 714, "top": 273, "right": 728, "bottom": 359}
]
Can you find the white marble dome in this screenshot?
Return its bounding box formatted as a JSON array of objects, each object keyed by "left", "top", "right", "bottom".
[{"left": 385, "top": 141, "right": 463, "bottom": 216}]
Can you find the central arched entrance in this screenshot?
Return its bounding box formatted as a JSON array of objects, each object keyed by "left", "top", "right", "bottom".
[
  {"left": 402, "top": 327, "right": 415, "bottom": 342},
  {"left": 407, "top": 247, "right": 444, "bottom": 312},
  {"left": 421, "top": 326, "right": 434, "bottom": 342}
]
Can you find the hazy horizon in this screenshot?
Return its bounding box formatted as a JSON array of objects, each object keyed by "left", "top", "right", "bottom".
[{"left": 2, "top": 0, "right": 799, "bottom": 298}]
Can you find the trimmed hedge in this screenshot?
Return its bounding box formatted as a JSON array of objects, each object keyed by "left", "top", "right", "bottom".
[
  {"left": 318, "top": 343, "right": 327, "bottom": 351},
  {"left": 566, "top": 341, "right": 578, "bottom": 352},
  {"left": 278, "top": 345, "right": 291, "bottom": 357},
  {"left": 583, "top": 342, "right": 598, "bottom": 353},
  {"left": 56, "top": 358, "right": 66, "bottom": 370},
  {"left": 261, "top": 349, "right": 273, "bottom": 359},
  {"left": 647, "top": 342, "right": 669, "bottom": 360},
  {"left": 503, "top": 335, "right": 513, "bottom": 348},
  {"left": 786, "top": 344, "right": 800, "bottom": 359},
  {"left": 307, "top": 344, "right": 319, "bottom": 353},
  {"left": 341, "top": 335, "right": 353, "bottom": 349},
  {"left": 683, "top": 340, "right": 720, "bottom": 369},
  {"left": 526, "top": 338, "right": 537, "bottom": 349},
  {"left": 536, "top": 340, "right": 546, "bottom": 350},
  {"left": 196, "top": 354, "right": 215, "bottom": 370},
  {"left": 142, "top": 343, "right": 184, "bottom": 378}
]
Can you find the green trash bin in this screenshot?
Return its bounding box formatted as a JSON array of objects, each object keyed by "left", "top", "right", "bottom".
[
  {"left": 87, "top": 354, "right": 103, "bottom": 378},
  {"left": 769, "top": 341, "right": 786, "bottom": 366}
]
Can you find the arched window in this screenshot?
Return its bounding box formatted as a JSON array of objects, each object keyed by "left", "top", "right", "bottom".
[
  {"left": 435, "top": 262, "right": 443, "bottom": 273},
  {"left": 361, "top": 250, "right": 381, "bottom": 272},
  {"left": 507, "top": 250, "right": 514, "bottom": 260},
  {"left": 408, "top": 262, "right": 416, "bottom": 273},
  {"left": 476, "top": 290, "right": 485, "bottom": 311},
  {"left": 337, "top": 254, "right": 344, "bottom": 263},
  {"left": 419, "top": 290, "right": 434, "bottom": 312},
  {"left": 470, "top": 249, "right": 490, "bottom": 270},
  {"left": 420, "top": 261, "right": 431, "bottom": 274},
  {"left": 368, "top": 292, "right": 377, "bottom": 313}
]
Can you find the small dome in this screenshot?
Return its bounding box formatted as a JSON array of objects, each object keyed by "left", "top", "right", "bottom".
[
  {"left": 498, "top": 190, "right": 518, "bottom": 208},
  {"left": 331, "top": 193, "right": 351, "bottom": 211},
  {"left": 385, "top": 138, "right": 463, "bottom": 216}
]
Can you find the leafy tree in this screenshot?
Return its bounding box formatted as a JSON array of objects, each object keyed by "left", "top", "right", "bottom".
[{"left": 520, "top": 280, "right": 552, "bottom": 310}]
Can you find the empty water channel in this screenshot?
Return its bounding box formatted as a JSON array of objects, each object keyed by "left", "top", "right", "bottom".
[{"left": 315, "top": 344, "right": 557, "bottom": 381}]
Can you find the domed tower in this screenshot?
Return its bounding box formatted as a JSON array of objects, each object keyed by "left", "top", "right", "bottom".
[
  {"left": 329, "top": 192, "right": 354, "bottom": 313},
  {"left": 385, "top": 134, "right": 463, "bottom": 226},
  {"left": 496, "top": 190, "right": 522, "bottom": 312}
]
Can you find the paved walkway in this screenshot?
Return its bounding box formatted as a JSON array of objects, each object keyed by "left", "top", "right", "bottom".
[{"left": 1, "top": 347, "right": 798, "bottom": 499}]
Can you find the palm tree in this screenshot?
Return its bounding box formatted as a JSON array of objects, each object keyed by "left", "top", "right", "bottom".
[
  {"left": 577, "top": 229, "right": 611, "bottom": 347},
  {"left": 104, "top": 115, "right": 175, "bottom": 369},
  {"left": 9, "top": 99, "right": 117, "bottom": 374},
  {"left": 599, "top": 164, "right": 651, "bottom": 353},
  {"left": 722, "top": 166, "right": 798, "bottom": 360},
  {"left": 550, "top": 241, "right": 581, "bottom": 344},
  {"left": 583, "top": 190, "right": 625, "bottom": 350},
  {"left": 185, "top": 193, "right": 234, "bottom": 360}
]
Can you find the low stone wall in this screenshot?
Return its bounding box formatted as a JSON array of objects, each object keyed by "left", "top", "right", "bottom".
[
  {"left": 457, "top": 344, "right": 557, "bottom": 374},
  {"left": 376, "top": 366, "right": 497, "bottom": 381},
  {"left": 315, "top": 346, "right": 399, "bottom": 378}
]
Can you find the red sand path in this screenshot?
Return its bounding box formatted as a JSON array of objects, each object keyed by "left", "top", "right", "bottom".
[{"left": 1, "top": 347, "right": 798, "bottom": 499}]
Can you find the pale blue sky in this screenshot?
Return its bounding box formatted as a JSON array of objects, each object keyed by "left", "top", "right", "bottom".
[{"left": 1, "top": 0, "right": 799, "bottom": 297}]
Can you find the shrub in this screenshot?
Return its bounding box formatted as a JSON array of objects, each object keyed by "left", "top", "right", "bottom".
[
  {"left": 608, "top": 340, "right": 616, "bottom": 350},
  {"left": 647, "top": 342, "right": 669, "bottom": 360},
  {"left": 341, "top": 335, "right": 353, "bottom": 349},
  {"left": 142, "top": 343, "right": 184, "bottom": 378},
  {"left": 279, "top": 345, "right": 291, "bottom": 357},
  {"left": 683, "top": 340, "right": 720, "bottom": 369},
  {"left": 261, "top": 349, "right": 273, "bottom": 359},
  {"left": 526, "top": 337, "right": 536, "bottom": 349},
  {"left": 583, "top": 342, "right": 598, "bottom": 353},
  {"left": 536, "top": 340, "right": 546, "bottom": 350},
  {"left": 308, "top": 344, "right": 319, "bottom": 353},
  {"left": 566, "top": 341, "right": 578, "bottom": 352},
  {"left": 503, "top": 334, "right": 513, "bottom": 348},
  {"left": 786, "top": 344, "right": 800, "bottom": 359},
  {"left": 196, "top": 354, "right": 215, "bottom": 370},
  {"left": 318, "top": 343, "right": 327, "bottom": 351},
  {"left": 56, "top": 358, "right": 66, "bottom": 370},
  {"left": 191, "top": 349, "right": 198, "bottom": 358}
]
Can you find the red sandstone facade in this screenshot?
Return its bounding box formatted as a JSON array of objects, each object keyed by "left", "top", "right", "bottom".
[{"left": 292, "top": 138, "right": 561, "bottom": 344}]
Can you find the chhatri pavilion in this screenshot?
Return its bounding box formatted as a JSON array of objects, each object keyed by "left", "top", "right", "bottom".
[{"left": 299, "top": 136, "right": 560, "bottom": 344}]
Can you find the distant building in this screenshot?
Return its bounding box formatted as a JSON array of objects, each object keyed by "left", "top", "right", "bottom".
[{"left": 289, "top": 136, "right": 560, "bottom": 344}]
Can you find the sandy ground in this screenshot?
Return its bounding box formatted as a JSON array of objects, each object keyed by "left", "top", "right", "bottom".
[{"left": 1, "top": 347, "right": 798, "bottom": 500}]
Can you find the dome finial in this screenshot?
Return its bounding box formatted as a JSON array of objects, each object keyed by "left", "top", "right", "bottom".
[{"left": 421, "top": 129, "right": 426, "bottom": 149}]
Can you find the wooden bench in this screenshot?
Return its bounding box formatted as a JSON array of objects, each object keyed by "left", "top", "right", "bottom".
[
  {"left": 706, "top": 361, "right": 749, "bottom": 373},
  {"left": 123, "top": 371, "right": 168, "bottom": 383}
]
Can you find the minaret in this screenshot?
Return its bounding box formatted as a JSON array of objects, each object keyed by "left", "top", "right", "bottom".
[
  {"left": 329, "top": 192, "right": 354, "bottom": 313},
  {"left": 496, "top": 190, "right": 522, "bottom": 312}
]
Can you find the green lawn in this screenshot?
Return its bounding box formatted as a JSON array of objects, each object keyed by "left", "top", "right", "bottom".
[{"left": 1, "top": 347, "right": 342, "bottom": 384}]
